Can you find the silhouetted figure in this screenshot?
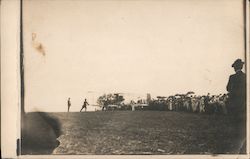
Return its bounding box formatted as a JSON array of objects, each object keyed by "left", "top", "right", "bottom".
[
  {"left": 80, "top": 99, "right": 89, "bottom": 112},
  {"left": 67, "top": 98, "right": 71, "bottom": 112},
  {"left": 21, "top": 112, "right": 61, "bottom": 154},
  {"left": 226, "top": 59, "right": 246, "bottom": 154},
  {"left": 226, "top": 59, "right": 246, "bottom": 118}
]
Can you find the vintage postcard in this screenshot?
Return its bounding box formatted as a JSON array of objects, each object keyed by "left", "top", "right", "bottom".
[{"left": 1, "top": 0, "right": 250, "bottom": 158}]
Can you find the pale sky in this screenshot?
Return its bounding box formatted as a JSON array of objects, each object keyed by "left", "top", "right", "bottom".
[{"left": 23, "top": 0, "right": 245, "bottom": 112}]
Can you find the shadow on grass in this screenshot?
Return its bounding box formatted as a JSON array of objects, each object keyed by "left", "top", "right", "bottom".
[{"left": 21, "top": 112, "right": 62, "bottom": 155}]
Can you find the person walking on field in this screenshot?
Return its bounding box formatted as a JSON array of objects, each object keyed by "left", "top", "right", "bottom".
[
  {"left": 80, "top": 99, "right": 89, "bottom": 112},
  {"left": 67, "top": 98, "right": 71, "bottom": 112}
]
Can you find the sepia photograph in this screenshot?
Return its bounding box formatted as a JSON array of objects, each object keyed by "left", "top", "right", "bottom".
[{"left": 17, "top": 0, "right": 248, "bottom": 156}]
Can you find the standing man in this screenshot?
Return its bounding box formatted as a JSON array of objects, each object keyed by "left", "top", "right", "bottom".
[
  {"left": 226, "top": 58, "right": 246, "bottom": 153},
  {"left": 226, "top": 59, "right": 246, "bottom": 118},
  {"left": 204, "top": 93, "right": 210, "bottom": 114},
  {"left": 80, "top": 98, "right": 89, "bottom": 112},
  {"left": 67, "top": 97, "right": 71, "bottom": 112}
]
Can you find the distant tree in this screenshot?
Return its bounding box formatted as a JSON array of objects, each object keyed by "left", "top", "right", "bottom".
[
  {"left": 97, "top": 94, "right": 108, "bottom": 106},
  {"left": 114, "top": 93, "right": 125, "bottom": 105}
]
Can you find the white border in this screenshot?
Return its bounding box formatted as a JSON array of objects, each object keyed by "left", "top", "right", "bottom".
[
  {"left": 16, "top": 155, "right": 250, "bottom": 159},
  {"left": 1, "top": 0, "right": 21, "bottom": 158},
  {"left": 1, "top": 0, "right": 250, "bottom": 158},
  {"left": 246, "top": 0, "right": 250, "bottom": 155}
]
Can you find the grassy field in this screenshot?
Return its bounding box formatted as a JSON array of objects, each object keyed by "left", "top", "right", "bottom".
[{"left": 22, "top": 111, "right": 246, "bottom": 155}]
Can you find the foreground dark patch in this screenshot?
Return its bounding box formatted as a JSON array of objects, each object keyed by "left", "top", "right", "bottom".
[
  {"left": 21, "top": 111, "right": 245, "bottom": 155},
  {"left": 48, "top": 111, "right": 245, "bottom": 155},
  {"left": 21, "top": 112, "right": 62, "bottom": 155}
]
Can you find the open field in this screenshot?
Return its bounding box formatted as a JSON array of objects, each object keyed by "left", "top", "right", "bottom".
[{"left": 22, "top": 111, "right": 246, "bottom": 155}]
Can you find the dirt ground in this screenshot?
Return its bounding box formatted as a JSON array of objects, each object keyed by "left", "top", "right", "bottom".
[{"left": 22, "top": 111, "right": 246, "bottom": 155}]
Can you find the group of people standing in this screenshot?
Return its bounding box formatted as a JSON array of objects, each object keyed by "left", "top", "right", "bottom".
[
  {"left": 157, "top": 93, "right": 229, "bottom": 114},
  {"left": 67, "top": 98, "right": 89, "bottom": 112},
  {"left": 154, "top": 59, "right": 246, "bottom": 117}
]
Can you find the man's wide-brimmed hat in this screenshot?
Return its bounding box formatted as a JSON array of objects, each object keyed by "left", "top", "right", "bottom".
[{"left": 232, "top": 59, "right": 244, "bottom": 67}]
